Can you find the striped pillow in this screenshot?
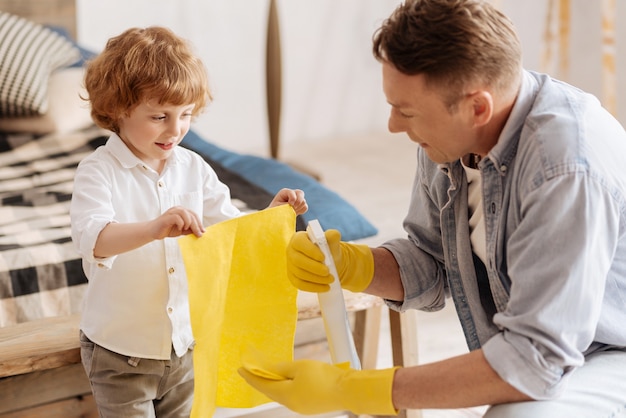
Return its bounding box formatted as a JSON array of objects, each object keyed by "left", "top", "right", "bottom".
[{"left": 0, "top": 12, "right": 80, "bottom": 118}]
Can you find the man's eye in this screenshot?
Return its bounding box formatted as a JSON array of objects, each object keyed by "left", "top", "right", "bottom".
[
  {"left": 153, "top": 116, "right": 166, "bottom": 121},
  {"left": 393, "top": 107, "right": 414, "bottom": 119}
]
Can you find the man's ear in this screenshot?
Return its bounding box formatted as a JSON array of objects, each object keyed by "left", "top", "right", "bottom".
[{"left": 467, "top": 90, "right": 493, "bottom": 128}]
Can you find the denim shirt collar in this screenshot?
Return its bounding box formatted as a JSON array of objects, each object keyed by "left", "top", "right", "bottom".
[{"left": 487, "top": 70, "right": 540, "bottom": 174}]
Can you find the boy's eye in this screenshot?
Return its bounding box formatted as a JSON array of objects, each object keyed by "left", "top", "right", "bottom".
[{"left": 153, "top": 116, "right": 166, "bottom": 121}]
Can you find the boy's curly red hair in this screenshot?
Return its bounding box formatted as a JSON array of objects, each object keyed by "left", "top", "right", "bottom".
[{"left": 84, "top": 26, "right": 211, "bottom": 133}]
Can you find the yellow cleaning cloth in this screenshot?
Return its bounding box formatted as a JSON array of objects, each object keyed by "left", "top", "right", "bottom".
[{"left": 178, "top": 205, "right": 298, "bottom": 417}]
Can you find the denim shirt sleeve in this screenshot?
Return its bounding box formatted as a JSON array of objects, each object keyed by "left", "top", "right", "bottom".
[
  {"left": 484, "top": 168, "right": 622, "bottom": 399},
  {"left": 380, "top": 151, "right": 451, "bottom": 313}
]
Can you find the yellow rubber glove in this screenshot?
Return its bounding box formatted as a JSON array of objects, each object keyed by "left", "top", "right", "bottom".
[
  {"left": 286, "top": 229, "right": 374, "bottom": 293},
  {"left": 238, "top": 356, "right": 399, "bottom": 416}
]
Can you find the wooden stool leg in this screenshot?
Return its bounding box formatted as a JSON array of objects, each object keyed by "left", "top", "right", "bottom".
[
  {"left": 353, "top": 305, "right": 383, "bottom": 369},
  {"left": 347, "top": 305, "right": 383, "bottom": 418},
  {"left": 388, "top": 309, "right": 422, "bottom": 418}
]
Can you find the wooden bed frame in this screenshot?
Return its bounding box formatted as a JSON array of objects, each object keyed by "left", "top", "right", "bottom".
[{"left": 0, "top": 0, "right": 77, "bottom": 38}]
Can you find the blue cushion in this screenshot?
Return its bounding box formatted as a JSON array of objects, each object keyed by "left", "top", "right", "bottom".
[{"left": 182, "top": 130, "right": 377, "bottom": 241}]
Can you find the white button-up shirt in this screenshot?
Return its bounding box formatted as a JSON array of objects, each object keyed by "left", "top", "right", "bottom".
[{"left": 70, "top": 133, "right": 240, "bottom": 359}]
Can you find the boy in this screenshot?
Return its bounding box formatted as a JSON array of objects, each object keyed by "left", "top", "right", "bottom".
[{"left": 70, "top": 26, "right": 307, "bottom": 417}]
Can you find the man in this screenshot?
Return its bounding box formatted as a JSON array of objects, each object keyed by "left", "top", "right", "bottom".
[{"left": 239, "top": 0, "right": 626, "bottom": 416}]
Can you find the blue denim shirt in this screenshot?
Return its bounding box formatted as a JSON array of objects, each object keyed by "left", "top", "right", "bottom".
[{"left": 382, "top": 70, "right": 626, "bottom": 400}]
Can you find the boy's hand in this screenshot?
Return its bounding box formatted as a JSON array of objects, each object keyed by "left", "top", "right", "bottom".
[
  {"left": 151, "top": 206, "right": 205, "bottom": 239},
  {"left": 269, "top": 188, "right": 308, "bottom": 215}
]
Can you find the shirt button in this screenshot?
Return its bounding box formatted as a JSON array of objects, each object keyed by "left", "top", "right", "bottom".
[
  {"left": 168, "top": 267, "right": 175, "bottom": 274},
  {"left": 168, "top": 307, "right": 173, "bottom": 314},
  {"left": 158, "top": 181, "right": 164, "bottom": 188},
  {"left": 97, "top": 262, "right": 105, "bottom": 268}
]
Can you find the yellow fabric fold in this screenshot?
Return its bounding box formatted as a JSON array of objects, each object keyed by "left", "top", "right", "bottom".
[{"left": 178, "top": 205, "right": 298, "bottom": 417}]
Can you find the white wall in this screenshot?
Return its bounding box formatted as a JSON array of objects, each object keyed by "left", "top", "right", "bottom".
[
  {"left": 77, "top": 0, "right": 625, "bottom": 155},
  {"left": 500, "top": 0, "right": 626, "bottom": 124},
  {"left": 76, "top": 0, "right": 399, "bottom": 155}
]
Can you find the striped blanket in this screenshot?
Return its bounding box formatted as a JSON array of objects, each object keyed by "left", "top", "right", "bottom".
[{"left": 0, "top": 126, "right": 276, "bottom": 327}]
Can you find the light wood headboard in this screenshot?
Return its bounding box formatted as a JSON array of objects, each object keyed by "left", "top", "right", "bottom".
[{"left": 0, "top": 0, "right": 76, "bottom": 39}]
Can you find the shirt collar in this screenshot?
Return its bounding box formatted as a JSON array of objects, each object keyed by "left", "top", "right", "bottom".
[{"left": 487, "top": 70, "right": 540, "bottom": 172}]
